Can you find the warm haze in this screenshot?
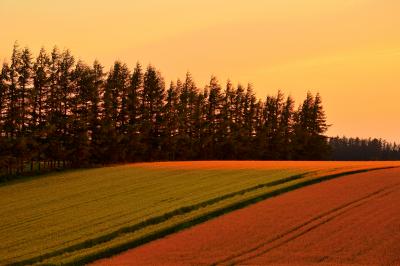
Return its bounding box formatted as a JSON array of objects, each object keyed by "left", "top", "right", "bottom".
[{"left": 1, "top": 0, "right": 399, "bottom": 142}]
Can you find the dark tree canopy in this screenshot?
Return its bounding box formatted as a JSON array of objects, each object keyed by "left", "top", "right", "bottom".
[
  {"left": 329, "top": 137, "right": 400, "bottom": 161},
  {"left": 0, "top": 43, "right": 334, "bottom": 179}
]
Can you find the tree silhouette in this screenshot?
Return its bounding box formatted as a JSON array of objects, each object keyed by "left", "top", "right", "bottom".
[
  {"left": 0, "top": 44, "right": 346, "bottom": 180},
  {"left": 329, "top": 137, "right": 400, "bottom": 160}
]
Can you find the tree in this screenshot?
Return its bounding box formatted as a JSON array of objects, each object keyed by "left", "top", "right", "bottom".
[
  {"left": 5, "top": 43, "right": 21, "bottom": 139},
  {"left": 69, "top": 61, "right": 93, "bottom": 166},
  {"left": 0, "top": 64, "right": 9, "bottom": 134},
  {"left": 242, "top": 84, "right": 258, "bottom": 159},
  {"left": 204, "top": 76, "right": 223, "bottom": 159},
  {"left": 1, "top": 42, "right": 338, "bottom": 179},
  {"left": 230, "top": 84, "right": 246, "bottom": 158},
  {"left": 18, "top": 47, "right": 33, "bottom": 135},
  {"left": 174, "top": 72, "right": 198, "bottom": 159},
  {"left": 52, "top": 49, "right": 75, "bottom": 167},
  {"left": 329, "top": 136, "right": 400, "bottom": 160},
  {"left": 308, "top": 93, "right": 330, "bottom": 159},
  {"left": 125, "top": 62, "right": 143, "bottom": 161},
  {"left": 89, "top": 60, "right": 104, "bottom": 164},
  {"left": 7, "top": 43, "right": 25, "bottom": 173},
  {"left": 141, "top": 65, "right": 165, "bottom": 160},
  {"left": 218, "top": 80, "right": 236, "bottom": 159},
  {"left": 0, "top": 63, "right": 11, "bottom": 175},
  {"left": 259, "top": 91, "right": 284, "bottom": 159},
  {"left": 46, "top": 47, "right": 61, "bottom": 168},
  {"left": 163, "top": 81, "right": 180, "bottom": 160},
  {"left": 31, "top": 47, "right": 51, "bottom": 170},
  {"left": 192, "top": 87, "right": 207, "bottom": 159},
  {"left": 278, "top": 96, "right": 295, "bottom": 159},
  {"left": 99, "top": 61, "right": 130, "bottom": 163},
  {"left": 293, "top": 92, "right": 330, "bottom": 160}
]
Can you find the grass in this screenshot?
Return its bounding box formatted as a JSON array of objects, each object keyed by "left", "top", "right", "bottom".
[{"left": 0, "top": 162, "right": 397, "bottom": 265}]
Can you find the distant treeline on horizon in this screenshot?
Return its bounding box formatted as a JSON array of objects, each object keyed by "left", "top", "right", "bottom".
[
  {"left": 0, "top": 43, "right": 399, "bottom": 179},
  {"left": 329, "top": 136, "right": 400, "bottom": 161}
]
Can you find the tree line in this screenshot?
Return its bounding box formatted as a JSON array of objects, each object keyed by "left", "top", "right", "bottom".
[
  {"left": 0, "top": 43, "right": 330, "bottom": 178},
  {"left": 329, "top": 137, "right": 400, "bottom": 161}
]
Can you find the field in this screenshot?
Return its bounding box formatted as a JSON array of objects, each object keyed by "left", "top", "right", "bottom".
[
  {"left": 95, "top": 167, "right": 400, "bottom": 266},
  {"left": 1, "top": 161, "right": 399, "bottom": 265}
]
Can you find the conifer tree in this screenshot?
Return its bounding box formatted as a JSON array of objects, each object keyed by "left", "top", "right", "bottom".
[
  {"left": 0, "top": 64, "right": 9, "bottom": 133},
  {"left": 88, "top": 60, "right": 104, "bottom": 163},
  {"left": 46, "top": 47, "right": 61, "bottom": 168},
  {"left": 175, "top": 72, "right": 198, "bottom": 158},
  {"left": 163, "top": 81, "right": 180, "bottom": 160},
  {"left": 127, "top": 63, "right": 142, "bottom": 130},
  {"left": 308, "top": 93, "right": 330, "bottom": 159},
  {"left": 18, "top": 47, "right": 33, "bottom": 135},
  {"left": 69, "top": 61, "right": 93, "bottom": 166},
  {"left": 6, "top": 43, "right": 22, "bottom": 139},
  {"left": 0, "top": 43, "right": 340, "bottom": 178},
  {"left": 0, "top": 63, "right": 11, "bottom": 174},
  {"left": 231, "top": 84, "right": 246, "bottom": 158},
  {"left": 205, "top": 76, "right": 223, "bottom": 159},
  {"left": 278, "top": 96, "right": 295, "bottom": 159},
  {"left": 125, "top": 62, "right": 143, "bottom": 161},
  {"left": 56, "top": 49, "right": 75, "bottom": 167},
  {"left": 99, "top": 61, "right": 129, "bottom": 162},
  {"left": 31, "top": 48, "right": 51, "bottom": 170},
  {"left": 192, "top": 88, "right": 207, "bottom": 159},
  {"left": 243, "top": 85, "right": 257, "bottom": 158},
  {"left": 293, "top": 92, "right": 329, "bottom": 159},
  {"left": 7, "top": 43, "right": 25, "bottom": 172},
  {"left": 142, "top": 65, "right": 165, "bottom": 160},
  {"left": 219, "top": 80, "right": 235, "bottom": 159}
]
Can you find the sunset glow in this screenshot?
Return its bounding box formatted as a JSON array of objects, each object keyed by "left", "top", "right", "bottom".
[{"left": 1, "top": 0, "right": 399, "bottom": 141}]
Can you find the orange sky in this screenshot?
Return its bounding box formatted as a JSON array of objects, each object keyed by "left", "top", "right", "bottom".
[{"left": 1, "top": 0, "right": 399, "bottom": 142}]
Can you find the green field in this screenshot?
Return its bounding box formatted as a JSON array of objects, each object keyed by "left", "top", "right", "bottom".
[{"left": 0, "top": 162, "right": 394, "bottom": 265}]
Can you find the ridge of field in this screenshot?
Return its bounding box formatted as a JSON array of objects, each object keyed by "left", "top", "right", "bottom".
[{"left": 1, "top": 161, "right": 399, "bottom": 265}]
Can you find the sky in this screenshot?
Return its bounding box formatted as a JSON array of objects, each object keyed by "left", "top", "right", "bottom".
[{"left": 1, "top": 0, "right": 399, "bottom": 142}]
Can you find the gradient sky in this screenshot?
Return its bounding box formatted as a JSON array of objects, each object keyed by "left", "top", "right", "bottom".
[{"left": 1, "top": 0, "right": 399, "bottom": 142}]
